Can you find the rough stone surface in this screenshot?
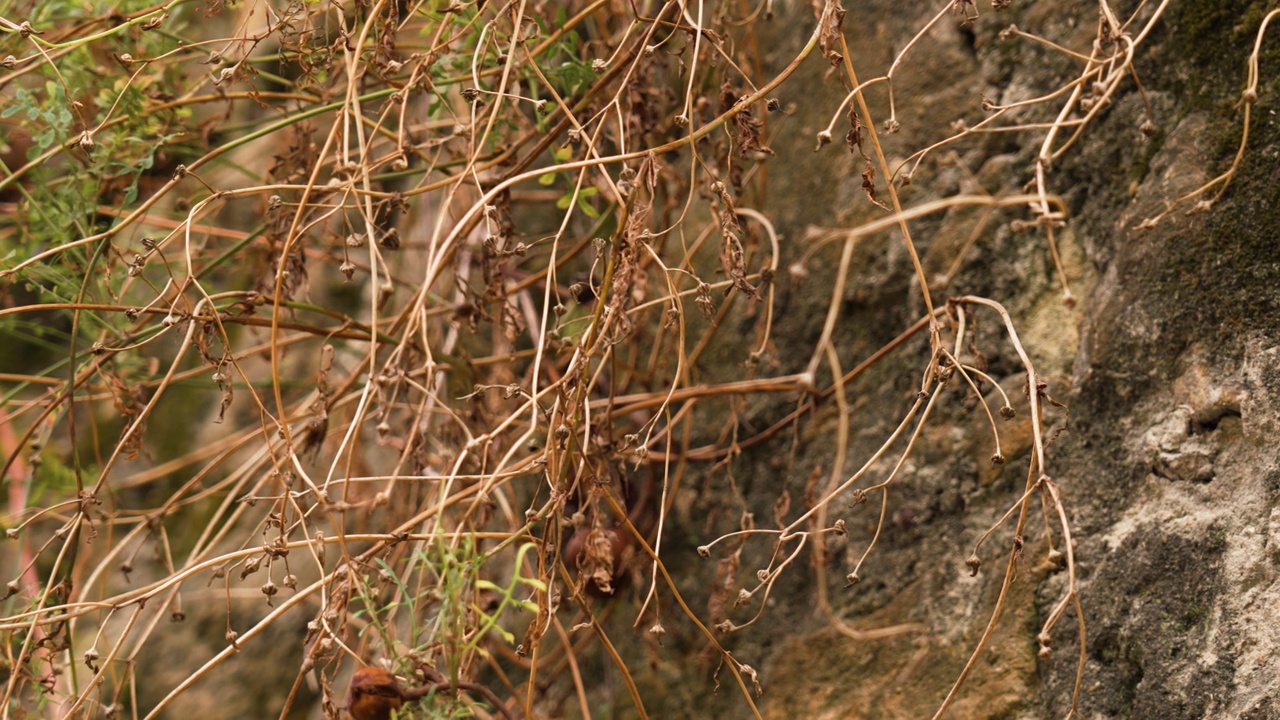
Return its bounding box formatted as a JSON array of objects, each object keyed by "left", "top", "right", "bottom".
[{"left": 604, "top": 2, "right": 1280, "bottom": 719}]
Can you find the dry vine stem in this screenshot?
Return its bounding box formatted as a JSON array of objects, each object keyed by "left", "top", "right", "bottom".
[{"left": 0, "top": 0, "right": 1267, "bottom": 717}]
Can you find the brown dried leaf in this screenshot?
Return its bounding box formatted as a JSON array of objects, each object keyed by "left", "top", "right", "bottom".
[
  {"left": 712, "top": 183, "right": 761, "bottom": 299},
  {"left": 695, "top": 281, "right": 716, "bottom": 317},
  {"left": 708, "top": 550, "right": 742, "bottom": 626},
  {"left": 623, "top": 154, "right": 660, "bottom": 242},
  {"left": 733, "top": 110, "right": 773, "bottom": 157},
  {"left": 579, "top": 528, "right": 621, "bottom": 594},
  {"left": 861, "top": 163, "right": 889, "bottom": 210},
  {"left": 216, "top": 387, "right": 233, "bottom": 424},
  {"left": 772, "top": 489, "right": 791, "bottom": 528},
  {"left": 721, "top": 80, "right": 774, "bottom": 157},
  {"left": 844, "top": 106, "right": 864, "bottom": 155},
  {"left": 819, "top": 0, "right": 847, "bottom": 68}
]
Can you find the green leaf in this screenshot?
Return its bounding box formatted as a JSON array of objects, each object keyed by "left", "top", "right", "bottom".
[
  {"left": 538, "top": 172, "right": 557, "bottom": 186},
  {"left": 546, "top": 60, "right": 594, "bottom": 97},
  {"left": 517, "top": 575, "right": 547, "bottom": 591}
]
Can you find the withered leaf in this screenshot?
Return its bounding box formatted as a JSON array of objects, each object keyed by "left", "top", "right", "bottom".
[
  {"left": 819, "top": 0, "right": 847, "bottom": 68},
  {"left": 862, "top": 163, "right": 889, "bottom": 210},
  {"left": 844, "top": 106, "right": 864, "bottom": 155},
  {"left": 711, "top": 183, "right": 761, "bottom": 299}
]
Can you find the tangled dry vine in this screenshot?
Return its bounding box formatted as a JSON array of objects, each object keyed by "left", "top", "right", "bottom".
[{"left": 0, "top": 0, "right": 1273, "bottom": 718}]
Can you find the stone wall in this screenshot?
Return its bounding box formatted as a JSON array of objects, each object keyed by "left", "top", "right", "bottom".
[{"left": 614, "top": 2, "right": 1280, "bottom": 718}]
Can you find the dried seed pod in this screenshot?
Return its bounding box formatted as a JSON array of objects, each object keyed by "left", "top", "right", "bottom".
[{"left": 966, "top": 554, "right": 981, "bottom": 576}]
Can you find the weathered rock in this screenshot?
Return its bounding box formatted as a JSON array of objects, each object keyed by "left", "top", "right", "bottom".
[{"left": 613, "top": 1, "right": 1280, "bottom": 718}]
